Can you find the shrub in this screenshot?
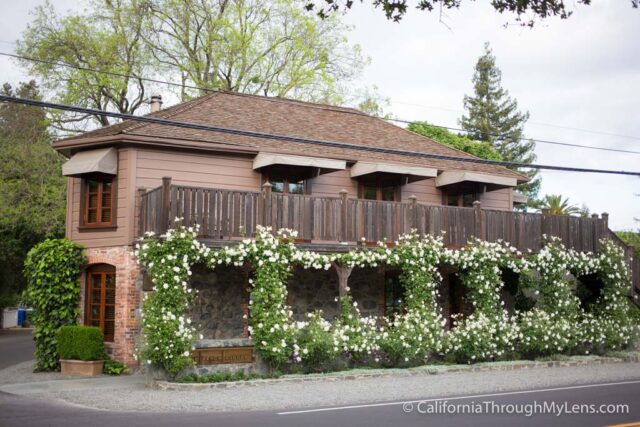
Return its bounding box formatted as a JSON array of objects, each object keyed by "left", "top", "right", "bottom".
[
  {"left": 24, "top": 238, "right": 86, "bottom": 371},
  {"left": 446, "top": 311, "right": 519, "bottom": 363},
  {"left": 103, "top": 359, "right": 129, "bottom": 375},
  {"left": 518, "top": 309, "right": 578, "bottom": 357},
  {"left": 57, "top": 326, "right": 105, "bottom": 361},
  {"left": 294, "top": 311, "right": 336, "bottom": 372},
  {"left": 331, "top": 292, "right": 380, "bottom": 363}
]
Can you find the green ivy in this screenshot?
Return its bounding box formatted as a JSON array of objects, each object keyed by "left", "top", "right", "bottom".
[
  {"left": 23, "top": 238, "right": 86, "bottom": 371},
  {"left": 103, "top": 358, "right": 129, "bottom": 375}
]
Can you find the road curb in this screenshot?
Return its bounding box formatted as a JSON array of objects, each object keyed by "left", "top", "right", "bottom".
[{"left": 154, "top": 354, "right": 640, "bottom": 391}]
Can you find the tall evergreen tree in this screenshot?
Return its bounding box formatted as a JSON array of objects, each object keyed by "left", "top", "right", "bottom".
[{"left": 459, "top": 43, "right": 541, "bottom": 205}]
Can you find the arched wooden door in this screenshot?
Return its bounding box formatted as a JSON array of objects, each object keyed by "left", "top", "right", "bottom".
[{"left": 85, "top": 264, "right": 116, "bottom": 342}]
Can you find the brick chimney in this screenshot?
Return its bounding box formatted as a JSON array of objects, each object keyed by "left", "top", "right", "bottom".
[{"left": 150, "top": 94, "right": 163, "bottom": 113}]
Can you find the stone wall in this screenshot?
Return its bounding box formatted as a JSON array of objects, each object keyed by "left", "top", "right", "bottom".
[
  {"left": 349, "top": 268, "right": 385, "bottom": 318},
  {"left": 286, "top": 267, "right": 386, "bottom": 321},
  {"left": 287, "top": 267, "right": 339, "bottom": 321},
  {"left": 188, "top": 264, "right": 249, "bottom": 339}
]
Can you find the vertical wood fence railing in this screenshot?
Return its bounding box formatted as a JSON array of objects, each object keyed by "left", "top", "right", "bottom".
[{"left": 139, "top": 178, "right": 638, "bottom": 298}]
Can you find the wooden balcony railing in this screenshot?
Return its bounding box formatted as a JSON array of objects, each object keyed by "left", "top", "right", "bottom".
[{"left": 139, "top": 177, "right": 639, "bottom": 298}]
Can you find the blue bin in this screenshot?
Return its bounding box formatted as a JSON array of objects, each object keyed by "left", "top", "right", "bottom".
[{"left": 17, "top": 308, "right": 26, "bottom": 327}]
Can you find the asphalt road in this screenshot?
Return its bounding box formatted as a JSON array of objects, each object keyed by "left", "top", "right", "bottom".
[
  {"left": 1, "top": 380, "right": 639, "bottom": 427},
  {"left": 1, "top": 330, "right": 638, "bottom": 426},
  {"left": 0, "top": 329, "right": 34, "bottom": 370}
]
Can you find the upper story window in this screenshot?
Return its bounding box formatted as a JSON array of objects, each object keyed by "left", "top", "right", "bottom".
[
  {"left": 359, "top": 174, "right": 401, "bottom": 201},
  {"left": 445, "top": 192, "right": 477, "bottom": 208},
  {"left": 81, "top": 175, "right": 116, "bottom": 228},
  {"left": 263, "top": 168, "right": 309, "bottom": 195},
  {"left": 271, "top": 177, "right": 306, "bottom": 195}
]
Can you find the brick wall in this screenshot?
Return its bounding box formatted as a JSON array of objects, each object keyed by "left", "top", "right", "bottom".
[{"left": 81, "top": 246, "right": 141, "bottom": 368}]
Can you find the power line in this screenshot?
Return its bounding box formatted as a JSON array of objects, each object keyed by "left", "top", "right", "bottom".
[
  {"left": 391, "top": 99, "right": 640, "bottom": 141},
  {"left": 1, "top": 94, "right": 639, "bottom": 177},
  {"left": 388, "top": 118, "right": 640, "bottom": 155},
  {"left": 3, "top": 51, "right": 639, "bottom": 156},
  {"left": 0, "top": 51, "right": 210, "bottom": 95}
]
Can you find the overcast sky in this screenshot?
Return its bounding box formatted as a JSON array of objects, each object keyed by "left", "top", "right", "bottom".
[{"left": 1, "top": 0, "right": 638, "bottom": 230}]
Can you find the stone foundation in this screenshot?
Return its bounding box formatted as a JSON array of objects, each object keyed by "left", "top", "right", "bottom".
[{"left": 81, "top": 246, "right": 141, "bottom": 368}]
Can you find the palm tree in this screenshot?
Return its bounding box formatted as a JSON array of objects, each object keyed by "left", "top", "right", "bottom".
[{"left": 539, "top": 194, "right": 581, "bottom": 216}]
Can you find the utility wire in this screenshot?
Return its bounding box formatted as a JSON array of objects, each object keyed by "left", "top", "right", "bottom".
[
  {"left": 390, "top": 99, "right": 640, "bottom": 141},
  {"left": 387, "top": 117, "right": 640, "bottom": 155},
  {"left": 0, "top": 51, "right": 209, "bottom": 95},
  {"left": 3, "top": 51, "right": 639, "bottom": 156},
  {"left": 1, "top": 94, "right": 639, "bottom": 177}
]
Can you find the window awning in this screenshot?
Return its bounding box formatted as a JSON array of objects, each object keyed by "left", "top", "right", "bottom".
[
  {"left": 513, "top": 191, "right": 528, "bottom": 205},
  {"left": 252, "top": 152, "right": 346, "bottom": 171},
  {"left": 435, "top": 171, "right": 517, "bottom": 188},
  {"left": 62, "top": 147, "right": 118, "bottom": 177},
  {"left": 350, "top": 161, "right": 437, "bottom": 181}
]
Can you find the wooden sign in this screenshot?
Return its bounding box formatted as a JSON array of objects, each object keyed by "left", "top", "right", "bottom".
[{"left": 192, "top": 347, "right": 254, "bottom": 365}]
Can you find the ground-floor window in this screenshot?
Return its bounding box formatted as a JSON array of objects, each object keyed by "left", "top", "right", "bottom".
[{"left": 85, "top": 264, "right": 116, "bottom": 342}]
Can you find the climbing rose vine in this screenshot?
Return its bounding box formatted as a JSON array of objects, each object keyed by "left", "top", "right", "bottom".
[{"left": 135, "top": 223, "right": 639, "bottom": 375}]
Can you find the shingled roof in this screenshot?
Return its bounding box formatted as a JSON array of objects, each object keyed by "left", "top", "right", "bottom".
[{"left": 53, "top": 91, "right": 528, "bottom": 182}]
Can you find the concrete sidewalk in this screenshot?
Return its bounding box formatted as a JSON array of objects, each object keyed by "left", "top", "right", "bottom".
[{"left": 0, "top": 374, "right": 146, "bottom": 396}]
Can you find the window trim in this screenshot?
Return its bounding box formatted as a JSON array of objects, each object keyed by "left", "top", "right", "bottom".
[
  {"left": 84, "top": 265, "right": 116, "bottom": 342},
  {"left": 79, "top": 174, "right": 117, "bottom": 230}
]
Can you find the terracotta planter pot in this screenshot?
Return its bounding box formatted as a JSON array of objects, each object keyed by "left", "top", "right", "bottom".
[{"left": 60, "top": 359, "right": 104, "bottom": 376}]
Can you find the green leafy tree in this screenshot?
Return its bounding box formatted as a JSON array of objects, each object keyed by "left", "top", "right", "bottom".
[
  {"left": 144, "top": 0, "right": 365, "bottom": 103},
  {"left": 0, "top": 81, "right": 66, "bottom": 303},
  {"left": 304, "top": 0, "right": 638, "bottom": 26},
  {"left": 354, "top": 85, "right": 391, "bottom": 118},
  {"left": 539, "top": 194, "right": 581, "bottom": 216},
  {"left": 407, "top": 121, "right": 503, "bottom": 161},
  {"left": 459, "top": 43, "right": 540, "bottom": 204},
  {"left": 17, "top": 0, "right": 153, "bottom": 131},
  {"left": 616, "top": 231, "right": 640, "bottom": 258},
  {"left": 18, "top": 0, "right": 367, "bottom": 131}
]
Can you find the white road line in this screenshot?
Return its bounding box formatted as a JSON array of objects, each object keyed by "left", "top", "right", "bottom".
[{"left": 277, "top": 380, "right": 640, "bottom": 415}]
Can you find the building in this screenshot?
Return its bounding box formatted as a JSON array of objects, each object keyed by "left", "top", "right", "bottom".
[{"left": 53, "top": 91, "right": 637, "bottom": 367}]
